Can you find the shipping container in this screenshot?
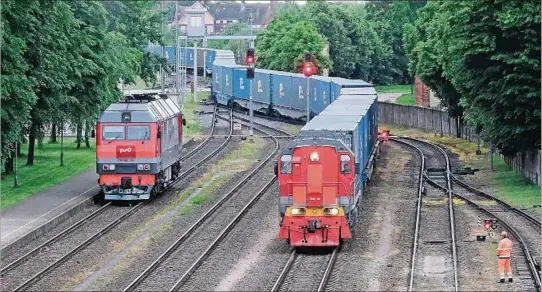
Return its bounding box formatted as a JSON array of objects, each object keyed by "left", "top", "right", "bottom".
[
  {"left": 221, "top": 64, "right": 235, "bottom": 97},
  {"left": 271, "top": 72, "right": 294, "bottom": 107},
  {"left": 206, "top": 50, "right": 216, "bottom": 71},
  {"left": 253, "top": 70, "right": 273, "bottom": 106},
  {"left": 233, "top": 66, "right": 250, "bottom": 100}
]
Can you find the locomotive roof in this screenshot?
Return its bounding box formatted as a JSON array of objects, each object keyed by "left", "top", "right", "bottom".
[{"left": 98, "top": 94, "right": 180, "bottom": 123}]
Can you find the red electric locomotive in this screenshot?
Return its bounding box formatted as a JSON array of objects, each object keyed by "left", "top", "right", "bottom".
[{"left": 96, "top": 93, "right": 185, "bottom": 201}]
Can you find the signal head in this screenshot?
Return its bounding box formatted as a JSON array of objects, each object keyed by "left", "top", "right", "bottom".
[
  {"left": 246, "top": 48, "right": 255, "bottom": 64},
  {"left": 303, "top": 63, "right": 315, "bottom": 77},
  {"left": 304, "top": 52, "right": 312, "bottom": 62},
  {"left": 246, "top": 67, "right": 255, "bottom": 79}
]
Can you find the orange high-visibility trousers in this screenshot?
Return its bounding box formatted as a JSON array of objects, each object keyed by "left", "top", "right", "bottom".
[{"left": 498, "top": 258, "right": 512, "bottom": 278}]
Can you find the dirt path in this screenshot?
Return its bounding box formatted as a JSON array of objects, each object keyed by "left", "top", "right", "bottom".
[{"left": 377, "top": 92, "right": 405, "bottom": 103}]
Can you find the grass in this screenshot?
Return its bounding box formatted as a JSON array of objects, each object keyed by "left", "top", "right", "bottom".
[
  {"left": 1, "top": 138, "right": 96, "bottom": 209},
  {"left": 381, "top": 124, "right": 541, "bottom": 214},
  {"left": 376, "top": 84, "right": 412, "bottom": 93},
  {"left": 176, "top": 136, "right": 266, "bottom": 214},
  {"left": 180, "top": 92, "right": 210, "bottom": 138},
  {"left": 395, "top": 93, "right": 416, "bottom": 106},
  {"left": 122, "top": 76, "right": 151, "bottom": 90}
]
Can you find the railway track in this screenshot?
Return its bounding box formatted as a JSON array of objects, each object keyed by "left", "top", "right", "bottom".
[
  {"left": 393, "top": 137, "right": 459, "bottom": 292},
  {"left": 271, "top": 248, "right": 339, "bottom": 292},
  {"left": 2, "top": 107, "right": 232, "bottom": 292},
  {"left": 123, "top": 115, "right": 286, "bottom": 291},
  {"left": 395, "top": 136, "right": 541, "bottom": 292}
]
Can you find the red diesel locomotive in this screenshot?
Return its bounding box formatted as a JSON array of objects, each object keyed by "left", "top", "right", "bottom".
[
  {"left": 96, "top": 93, "right": 185, "bottom": 201},
  {"left": 276, "top": 93, "right": 379, "bottom": 248}
]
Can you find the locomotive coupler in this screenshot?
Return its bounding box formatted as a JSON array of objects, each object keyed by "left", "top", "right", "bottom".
[{"left": 308, "top": 219, "right": 322, "bottom": 233}]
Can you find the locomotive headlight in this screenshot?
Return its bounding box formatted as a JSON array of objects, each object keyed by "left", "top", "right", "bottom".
[
  {"left": 144, "top": 164, "right": 150, "bottom": 170},
  {"left": 309, "top": 152, "right": 319, "bottom": 162},
  {"left": 109, "top": 164, "right": 115, "bottom": 170},
  {"left": 137, "top": 164, "right": 144, "bottom": 171},
  {"left": 324, "top": 208, "right": 339, "bottom": 215},
  {"left": 291, "top": 208, "right": 305, "bottom": 215}
]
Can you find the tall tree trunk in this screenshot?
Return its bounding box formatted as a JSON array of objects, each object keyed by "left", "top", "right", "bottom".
[
  {"left": 76, "top": 122, "right": 82, "bottom": 149},
  {"left": 85, "top": 121, "right": 90, "bottom": 148},
  {"left": 16, "top": 140, "right": 21, "bottom": 157},
  {"left": 50, "top": 123, "right": 57, "bottom": 143},
  {"left": 4, "top": 147, "right": 15, "bottom": 174},
  {"left": 27, "top": 121, "right": 37, "bottom": 165}
]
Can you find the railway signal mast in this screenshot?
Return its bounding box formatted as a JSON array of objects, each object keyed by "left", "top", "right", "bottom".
[
  {"left": 303, "top": 53, "right": 316, "bottom": 124},
  {"left": 246, "top": 48, "right": 255, "bottom": 137}
]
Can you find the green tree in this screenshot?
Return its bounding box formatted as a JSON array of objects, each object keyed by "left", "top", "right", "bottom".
[
  {"left": 403, "top": 2, "right": 463, "bottom": 119},
  {"left": 257, "top": 19, "right": 331, "bottom": 73},
  {"left": 443, "top": 0, "right": 541, "bottom": 154},
  {"left": 1, "top": 1, "right": 39, "bottom": 172}
]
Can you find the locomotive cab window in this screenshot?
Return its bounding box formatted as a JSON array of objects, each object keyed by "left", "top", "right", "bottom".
[
  {"left": 280, "top": 155, "right": 292, "bottom": 174},
  {"left": 127, "top": 126, "right": 150, "bottom": 140},
  {"left": 102, "top": 126, "right": 125, "bottom": 140},
  {"left": 340, "top": 154, "right": 351, "bottom": 174}
]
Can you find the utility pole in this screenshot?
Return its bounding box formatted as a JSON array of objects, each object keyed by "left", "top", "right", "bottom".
[
  {"left": 246, "top": 48, "right": 255, "bottom": 137},
  {"left": 160, "top": 0, "right": 165, "bottom": 94},
  {"left": 13, "top": 142, "right": 18, "bottom": 188},
  {"left": 60, "top": 121, "right": 65, "bottom": 167},
  {"left": 193, "top": 40, "right": 198, "bottom": 103},
  {"left": 175, "top": 0, "right": 179, "bottom": 97},
  {"left": 303, "top": 53, "right": 315, "bottom": 124}
]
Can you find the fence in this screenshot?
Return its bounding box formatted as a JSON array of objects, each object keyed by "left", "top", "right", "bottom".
[{"left": 378, "top": 102, "right": 541, "bottom": 186}]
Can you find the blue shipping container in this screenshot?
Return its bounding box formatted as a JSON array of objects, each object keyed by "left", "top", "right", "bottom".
[
  {"left": 233, "top": 66, "right": 250, "bottom": 100},
  {"left": 253, "top": 70, "right": 272, "bottom": 105},
  {"left": 271, "top": 73, "right": 295, "bottom": 109}
]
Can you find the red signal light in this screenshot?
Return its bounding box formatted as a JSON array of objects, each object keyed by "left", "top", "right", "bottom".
[
  {"left": 484, "top": 219, "right": 491, "bottom": 230},
  {"left": 246, "top": 48, "right": 255, "bottom": 65},
  {"left": 303, "top": 63, "right": 315, "bottom": 77}
]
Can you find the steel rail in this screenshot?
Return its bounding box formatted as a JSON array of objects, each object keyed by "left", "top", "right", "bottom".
[
  {"left": 451, "top": 174, "right": 541, "bottom": 228},
  {"left": 393, "top": 136, "right": 459, "bottom": 291},
  {"left": 271, "top": 250, "right": 297, "bottom": 292},
  {"left": 169, "top": 177, "right": 277, "bottom": 291},
  {"left": 390, "top": 138, "right": 425, "bottom": 292},
  {"left": 123, "top": 113, "right": 281, "bottom": 292},
  {"left": 179, "top": 104, "right": 218, "bottom": 162},
  {"left": 13, "top": 203, "right": 144, "bottom": 292},
  {"left": 4, "top": 108, "right": 225, "bottom": 289},
  {"left": 399, "top": 136, "right": 541, "bottom": 292},
  {"left": 317, "top": 247, "right": 339, "bottom": 292},
  {"left": 230, "top": 112, "right": 294, "bottom": 137},
  {"left": 1, "top": 203, "right": 112, "bottom": 274}
]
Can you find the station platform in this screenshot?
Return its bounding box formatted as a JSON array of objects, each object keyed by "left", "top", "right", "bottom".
[
  {"left": 0, "top": 168, "right": 100, "bottom": 254},
  {"left": 1, "top": 138, "right": 195, "bottom": 256}
]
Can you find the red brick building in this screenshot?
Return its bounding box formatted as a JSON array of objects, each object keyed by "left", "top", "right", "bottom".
[{"left": 415, "top": 76, "right": 431, "bottom": 108}]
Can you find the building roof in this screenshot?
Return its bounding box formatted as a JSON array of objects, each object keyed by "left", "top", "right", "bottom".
[{"left": 206, "top": 2, "right": 272, "bottom": 25}]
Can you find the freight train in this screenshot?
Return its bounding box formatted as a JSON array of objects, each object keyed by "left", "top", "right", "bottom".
[
  {"left": 96, "top": 93, "right": 186, "bottom": 201},
  {"left": 205, "top": 48, "right": 380, "bottom": 248},
  {"left": 143, "top": 46, "right": 380, "bottom": 248}
]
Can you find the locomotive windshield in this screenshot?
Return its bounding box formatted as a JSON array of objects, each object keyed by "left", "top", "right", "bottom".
[
  {"left": 103, "top": 126, "right": 125, "bottom": 140},
  {"left": 102, "top": 125, "right": 150, "bottom": 140},
  {"left": 127, "top": 126, "right": 150, "bottom": 140}
]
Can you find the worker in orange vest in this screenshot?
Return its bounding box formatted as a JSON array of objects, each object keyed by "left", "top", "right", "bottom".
[{"left": 496, "top": 231, "right": 513, "bottom": 283}]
